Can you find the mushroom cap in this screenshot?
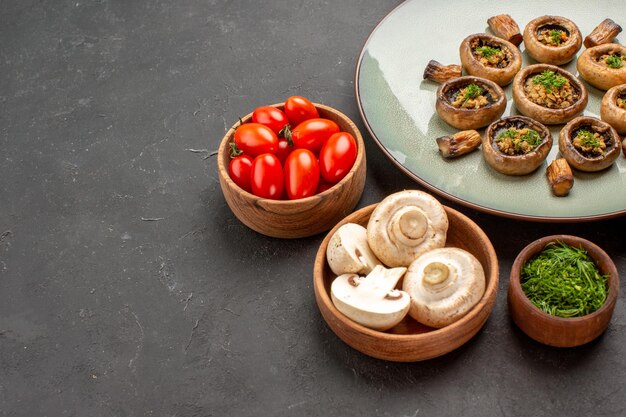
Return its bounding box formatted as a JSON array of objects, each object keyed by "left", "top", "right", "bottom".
[
  {"left": 577, "top": 44, "right": 626, "bottom": 91},
  {"left": 482, "top": 115, "right": 552, "bottom": 175},
  {"left": 402, "top": 247, "right": 486, "bottom": 328},
  {"left": 523, "top": 15, "right": 582, "bottom": 65},
  {"left": 330, "top": 265, "right": 410, "bottom": 331},
  {"left": 459, "top": 33, "right": 522, "bottom": 86},
  {"left": 600, "top": 84, "right": 626, "bottom": 135},
  {"left": 367, "top": 190, "right": 448, "bottom": 267},
  {"left": 435, "top": 76, "right": 506, "bottom": 130},
  {"left": 558, "top": 116, "right": 621, "bottom": 172},
  {"left": 512, "top": 64, "right": 588, "bottom": 125},
  {"left": 326, "top": 223, "right": 381, "bottom": 276}
]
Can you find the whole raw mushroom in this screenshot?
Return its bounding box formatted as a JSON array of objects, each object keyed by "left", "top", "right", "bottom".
[{"left": 326, "top": 223, "right": 381, "bottom": 276}]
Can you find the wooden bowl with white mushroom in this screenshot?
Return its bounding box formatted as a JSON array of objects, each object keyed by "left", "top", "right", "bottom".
[{"left": 313, "top": 191, "right": 499, "bottom": 362}]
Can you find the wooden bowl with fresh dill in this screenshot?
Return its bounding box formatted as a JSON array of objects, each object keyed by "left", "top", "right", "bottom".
[{"left": 508, "top": 235, "right": 619, "bottom": 347}]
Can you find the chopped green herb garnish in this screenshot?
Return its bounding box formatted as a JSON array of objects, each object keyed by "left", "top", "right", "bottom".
[
  {"left": 520, "top": 129, "right": 542, "bottom": 147},
  {"left": 577, "top": 130, "right": 601, "bottom": 147},
  {"left": 532, "top": 70, "right": 567, "bottom": 93},
  {"left": 462, "top": 83, "right": 482, "bottom": 101},
  {"left": 521, "top": 242, "right": 608, "bottom": 318},
  {"left": 496, "top": 129, "right": 517, "bottom": 141},
  {"left": 549, "top": 29, "right": 564, "bottom": 45},
  {"left": 475, "top": 45, "right": 501, "bottom": 58},
  {"left": 606, "top": 55, "right": 623, "bottom": 68}
]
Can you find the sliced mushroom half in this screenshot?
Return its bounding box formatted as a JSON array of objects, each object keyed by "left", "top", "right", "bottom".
[
  {"left": 436, "top": 76, "right": 506, "bottom": 130},
  {"left": 367, "top": 190, "right": 448, "bottom": 267},
  {"left": 459, "top": 33, "right": 522, "bottom": 86},
  {"left": 577, "top": 44, "right": 626, "bottom": 91},
  {"left": 326, "top": 223, "right": 381, "bottom": 276},
  {"left": 512, "top": 64, "right": 588, "bottom": 125},
  {"left": 523, "top": 15, "right": 582, "bottom": 65},
  {"left": 482, "top": 116, "right": 552, "bottom": 175},
  {"left": 558, "top": 116, "right": 621, "bottom": 172},
  {"left": 402, "top": 247, "right": 485, "bottom": 328},
  {"left": 331, "top": 265, "right": 410, "bottom": 331},
  {"left": 600, "top": 84, "right": 626, "bottom": 135}
]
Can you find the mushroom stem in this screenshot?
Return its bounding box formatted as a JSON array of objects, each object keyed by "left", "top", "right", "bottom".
[
  {"left": 487, "top": 14, "right": 523, "bottom": 46},
  {"left": 358, "top": 265, "right": 408, "bottom": 294},
  {"left": 423, "top": 60, "right": 462, "bottom": 84},
  {"left": 388, "top": 206, "right": 428, "bottom": 246},
  {"left": 584, "top": 19, "right": 622, "bottom": 48},
  {"left": 423, "top": 262, "right": 450, "bottom": 285}
]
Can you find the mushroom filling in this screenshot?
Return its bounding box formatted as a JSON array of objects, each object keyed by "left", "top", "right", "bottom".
[
  {"left": 450, "top": 83, "right": 491, "bottom": 109},
  {"left": 571, "top": 126, "right": 610, "bottom": 157},
  {"left": 524, "top": 70, "right": 578, "bottom": 109},
  {"left": 495, "top": 127, "right": 543, "bottom": 155},
  {"left": 597, "top": 53, "right": 626, "bottom": 69},
  {"left": 470, "top": 39, "right": 512, "bottom": 68},
  {"left": 536, "top": 25, "right": 570, "bottom": 46},
  {"left": 617, "top": 94, "right": 626, "bottom": 109}
]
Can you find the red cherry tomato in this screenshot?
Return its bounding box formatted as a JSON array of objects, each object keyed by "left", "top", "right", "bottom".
[
  {"left": 284, "top": 96, "right": 319, "bottom": 126},
  {"left": 234, "top": 123, "right": 278, "bottom": 157},
  {"left": 252, "top": 106, "right": 289, "bottom": 135},
  {"left": 274, "top": 139, "right": 292, "bottom": 164},
  {"left": 251, "top": 153, "right": 284, "bottom": 199},
  {"left": 319, "top": 132, "right": 357, "bottom": 183},
  {"left": 284, "top": 149, "right": 320, "bottom": 200},
  {"left": 228, "top": 154, "right": 253, "bottom": 193},
  {"left": 289, "top": 118, "right": 340, "bottom": 154}
]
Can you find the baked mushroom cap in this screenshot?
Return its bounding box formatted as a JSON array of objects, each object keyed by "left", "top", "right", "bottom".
[
  {"left": 577, "top": 44, "right": 626, "bottom": 91},
  {"left": 435, "top": 76, "right": 506, "bottom": 130},
  {"left": 330, "top": 265, "right": 410, "bottom": 331},
  {"left": 402, "top": 247, "right": 486, "bottom": 328},
  {"left": 600, "top": 84, "right": 626, "bottom": 135},
  {"left": 523, "top": 15, "right": 582, "bottom": 65},
  {"left": 482, "top": 116, "right": 552, "bottom": 176},
  {"left": 512, "top": 64, "right": 588, "bottom": 125},
  {"left": 367, "top": 190, "right": 448, "bottom": 267},
  {"left": 459, "top": 33, "right": 522, "bottom": 86},
  {"left": 558, "top": 116, "right": 621, "bottom": 172}
]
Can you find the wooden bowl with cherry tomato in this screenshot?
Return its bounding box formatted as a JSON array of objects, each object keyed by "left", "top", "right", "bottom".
[{"left": 217, "top": 98, "right": 366, "bottom": 239}]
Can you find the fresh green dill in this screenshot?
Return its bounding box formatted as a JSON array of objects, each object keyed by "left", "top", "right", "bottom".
[
  {"left": 475, "top": 45, "right": 501, "bottom": 58},
  {"left": 532, "top": 70, "right": 567, "bottom": 93},
  {"left": 462, "top": 83, "right": 482, "bottom": 101},
  {"left": 549, "top": 29, "right": 564, "bottom": 45},
  {"left": 606, "top": 55, "right": 623, "bottom": 69},
  {"left": 521, "top": 129, "right": 542, "bottom": 147},
  {"left": 577, "top": 130, "right": 601, "bottom": 148},
  {"left": 496, "top": 129, "right": 517, "bottom": 141},
  {"left": 520, "top": 242, "right": 608, "bottom": 318}
]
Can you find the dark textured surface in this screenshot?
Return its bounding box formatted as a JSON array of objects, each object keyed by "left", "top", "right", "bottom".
[{"left": 1, "top": 1, "right": 625, "bottom": 416}]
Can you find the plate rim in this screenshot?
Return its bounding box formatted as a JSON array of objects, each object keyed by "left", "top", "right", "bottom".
[{"left": 353, "top": 0, "right": 626, "bottom": 223}]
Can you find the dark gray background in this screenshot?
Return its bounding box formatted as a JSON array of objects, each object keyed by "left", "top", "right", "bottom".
[{"left": 1, "top": 1, "right": 625, "bottom": 416}]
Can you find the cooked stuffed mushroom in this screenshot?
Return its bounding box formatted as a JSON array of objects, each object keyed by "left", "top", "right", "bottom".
[
  {"left": 512, "top": 64, "right": 587, "bottom": 125},
  {"left": 523, "top": 16, "right": 582, "bottom": 65},
  {"left": 577, "top": 44, "right": 626, "bottom": 91},
  {"left": 558, "top": 116, "right": 621, "bottom": 172},
  {"left": 459, "top": 33, "right": 522, "bottom": 86},
  {"left": 600, "top": 84, "right": 626, "bottom": 135},
  {"left": 482, "top": 116, "right": 552, "bottom": 175},
  {"left": 436, "top": 76, "right": 506, "bottom": 130}
]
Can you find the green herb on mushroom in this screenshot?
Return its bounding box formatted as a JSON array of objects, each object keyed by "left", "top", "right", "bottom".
[
  {"left": 573, "top": 129, "right": 607, "bottom": 156},
  {"left": 495, "top": 127, "right": 542, "bottom": 155},
  {"left": 532, "top": 70, "right": 568, "bottom": 93},
  {"left": 521, "top": 242, "right": 608, "bottom": 318},
  {"left": 605, "top": 54, "right": 624, "bottom": 68}
]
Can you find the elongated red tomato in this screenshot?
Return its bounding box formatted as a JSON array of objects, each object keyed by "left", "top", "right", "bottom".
[
  {"left": 251, "top": 153, "right": 284, "bottom": 199},
  {"left": 284, "top": 149, "right": 320, "bottom": 200},
  {"left": 228, "top": 154, "right": 253, "bottom": 193},
  {"left": 234, "top": 123, "right": 278, "bottom": 157},
  {"left": 319, "top": 132, "right": 357, "bottom": 183},
  {"left": 274, "top": 139, "right": 292, "bottom": 164},
  {"left": 284, "top": 96, "right": 319, "bottom": 126},
  {"left": 289, "top": 118, "right": 340, "bottom": 153},
  {"left": 252, "top": 106, "right": 289, "bottom": 135}
]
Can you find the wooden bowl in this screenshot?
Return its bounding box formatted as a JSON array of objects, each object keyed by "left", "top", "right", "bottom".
[
  {"left": 508, "top": 235, "right": 619, "bottom": 348},
  {"left": 217, "top": 103, "right": 366, "bottom": 238},
  {"left": 313, "top": 204, "right": 499, "bottom": 362}
]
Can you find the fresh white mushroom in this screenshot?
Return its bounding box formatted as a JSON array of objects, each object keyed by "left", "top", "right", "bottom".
[
  {"left": 402, "top": 247, "right": 485, "bottom": 328},
  {"left": 331, "top": 265, "right": 410, "bottom": 331},
  {"left": 367, "top": 190, "right": 448, "bottom": 267},
  {"left": 326, "top": 223, "right": 381, "bottom": 276}
]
